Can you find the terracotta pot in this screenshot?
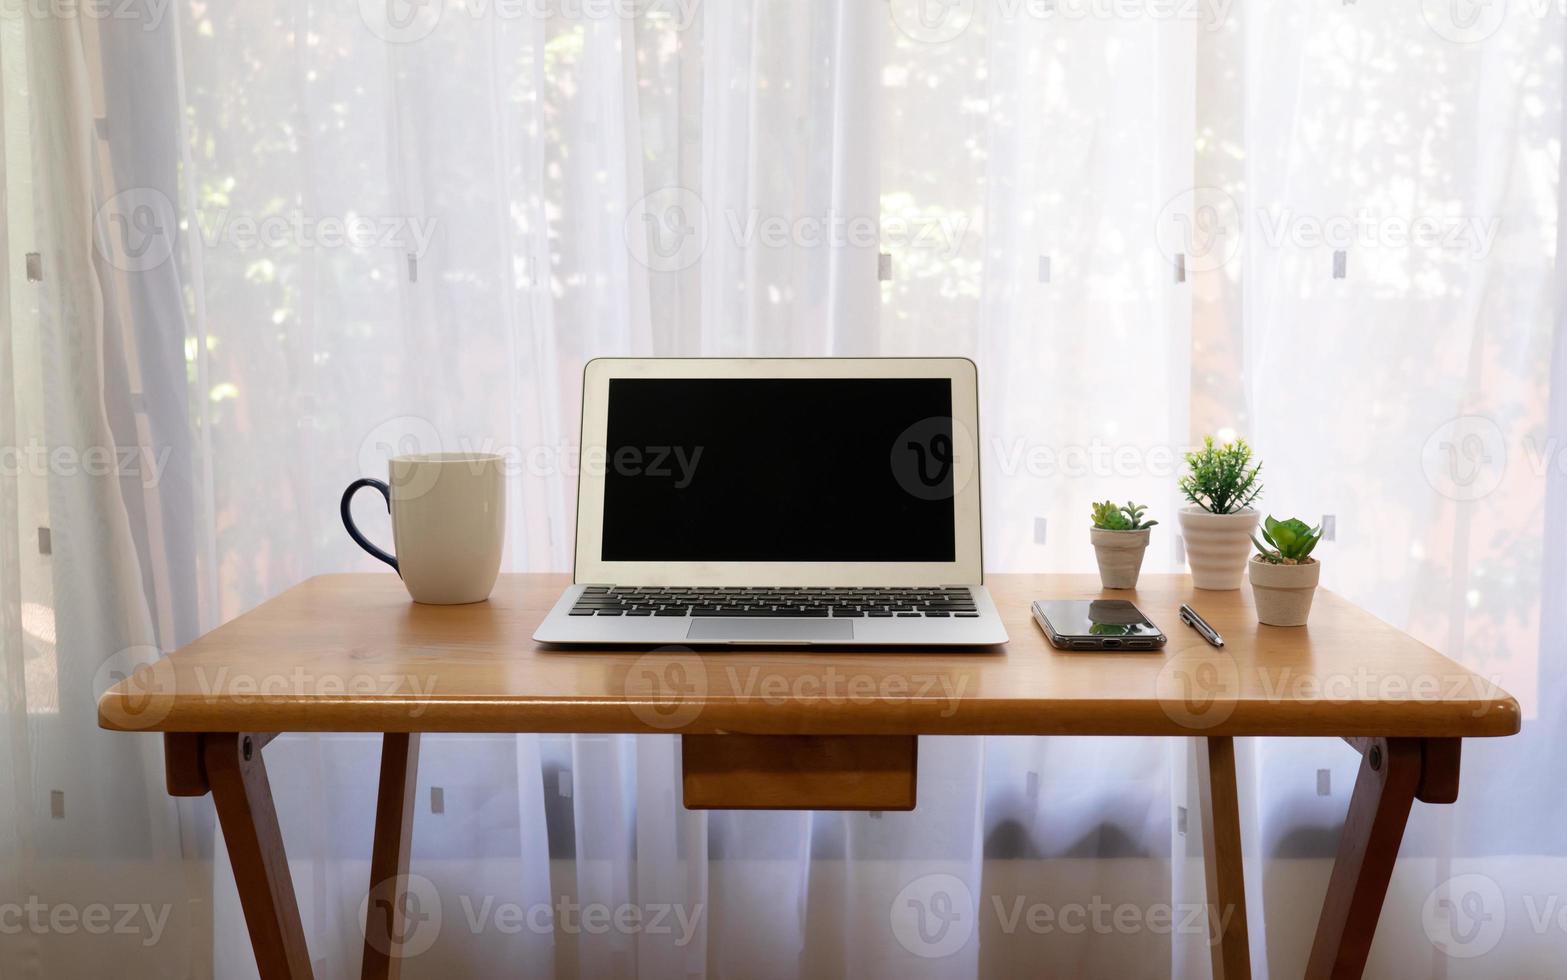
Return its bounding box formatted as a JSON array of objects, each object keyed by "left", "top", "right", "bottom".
[
  {"left": 1090, "top": 527, "right": 1150, "bottom": 589},
  {"left": 1248, "top": 556, "right": 1321, "bottom": 626},
  {"left": 1177, "top": 506, "right": 1259, "bottom": 590}
]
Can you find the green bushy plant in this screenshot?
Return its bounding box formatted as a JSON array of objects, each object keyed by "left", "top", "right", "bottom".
[
  {"left": 1179, "top": 436, "right": 1263, "bottom": 514},
  {"left": 1090, "top": 501, "right": 1157, "bottom": 531},
  {"left": 1251, "top": 516, "right": 1322, "bottom": 564}
]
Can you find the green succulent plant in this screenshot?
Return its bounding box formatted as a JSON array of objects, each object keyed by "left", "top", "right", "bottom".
[
  {"left": 1179, "top": 435, "right": 1263, "bottom": 515},
  {"left": 1252, "top": 516, "right": 1323, "bottom": 565},
  {"left": 1090, "top": 500, "right": 1158, "bottom": 531}
]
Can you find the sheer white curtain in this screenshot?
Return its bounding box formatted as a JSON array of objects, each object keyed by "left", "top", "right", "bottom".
[
  {"left": 1, "top": 11, "right": 206, "bottom": 979},
  {"left": 4, "top": 0, "right": 1564, "bottom": 978},
  {"left": 1236, "top": 4, "right": 1564, "bottom": 977}
]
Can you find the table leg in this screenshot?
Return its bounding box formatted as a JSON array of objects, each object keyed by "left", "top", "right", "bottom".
[
  {"left": 1306, "top": 737, "right": 1459, "bottom": 979},
  {"left": 205, "top": 732, "right": 315, "bottom": 980},
  {"left": 1197, "top": 736, "right": 1251, "bottom": 980},
  {"left": 362, "top": 733, "right": 422, "bottom": 979}
]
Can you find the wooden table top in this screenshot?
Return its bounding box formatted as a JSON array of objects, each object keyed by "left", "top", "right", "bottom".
[{"left": 98, "top": 573, "right": 1520, "bottom": 738}]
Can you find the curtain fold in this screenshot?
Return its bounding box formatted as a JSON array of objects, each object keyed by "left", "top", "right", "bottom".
[
  {"left": 4, "top": 1, "right": 1564, "bottom": 977},
  {"left": 1, "top": 9, "right": 205, "bottom": 979}
]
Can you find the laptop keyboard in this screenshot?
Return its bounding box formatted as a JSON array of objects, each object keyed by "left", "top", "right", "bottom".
[{"left": 569, "top": 586, "right": 980, "bottom": 618}]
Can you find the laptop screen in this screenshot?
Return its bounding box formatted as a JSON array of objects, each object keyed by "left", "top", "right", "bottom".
[{"left": 600, "top": 377, "right": 957, "bottom": 563}]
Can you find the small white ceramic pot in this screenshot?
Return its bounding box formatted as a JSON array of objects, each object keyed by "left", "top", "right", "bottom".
[
  {"left": 1090, "top": 527, "right": 1151, "bottom": 589},
  {"left": 1177, "top": 506, "right": 1259, "bottom": 590},
  {"left": 1248, "top": 556, "right": 1321, "bottom": 626}
]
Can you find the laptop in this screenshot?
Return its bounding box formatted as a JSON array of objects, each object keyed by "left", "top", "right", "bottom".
[{"left": 533, "top": 357, "right": 1008, "bottom": 646}]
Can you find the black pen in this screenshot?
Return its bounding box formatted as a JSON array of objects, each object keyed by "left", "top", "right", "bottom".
[{"left": 1179, "top": 604, "right": 1224, "bottom": 648}]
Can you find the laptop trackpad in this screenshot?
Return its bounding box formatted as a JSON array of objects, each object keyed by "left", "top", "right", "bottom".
[{"left": 686, "top": 619, "right": 853, "bottom": 642}]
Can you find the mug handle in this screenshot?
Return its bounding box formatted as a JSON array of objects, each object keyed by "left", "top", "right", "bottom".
[{"left": 340, "top": 478, "right": 400, "bottom": 573}]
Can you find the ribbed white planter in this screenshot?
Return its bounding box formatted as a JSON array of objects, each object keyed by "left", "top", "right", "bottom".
[
  {"left": 1249, "top": 556, "right": 1321, "bottom": 626},
  {"left": 1090, "top": 527, "right": 1150, "bottom": 589},
  {"left": 1177, "top": 506, "right": 1259, "bottom": 590}
]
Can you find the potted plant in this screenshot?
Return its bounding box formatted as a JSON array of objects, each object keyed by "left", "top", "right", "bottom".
[
  {"left": 1177, "top": 435, "right": 1263, "bottom": 590},
  {"left": 1090, "top": 500, "right": 1157, "bottom": 589},
  {"left": 1248, "top": 516, "right": 1323, "bottom": 626}
]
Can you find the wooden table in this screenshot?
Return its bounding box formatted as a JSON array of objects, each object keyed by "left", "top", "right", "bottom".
[{"left": 99, "top": 573, "right": 1519, "bottom": 980}]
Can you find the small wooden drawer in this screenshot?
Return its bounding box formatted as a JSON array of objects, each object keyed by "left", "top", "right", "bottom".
[{"left": 681, "top": 734, "right": 918, "bottom": 811}]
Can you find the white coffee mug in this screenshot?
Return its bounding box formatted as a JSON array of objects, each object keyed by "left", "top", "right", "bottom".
[{"left": 341, "top": 453, "right": 505, "bottom": 604}]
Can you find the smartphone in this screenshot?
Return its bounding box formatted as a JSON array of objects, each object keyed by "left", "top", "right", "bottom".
[{"left": 1032, "top": 599, "right": 1167, "bottom": 651}]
